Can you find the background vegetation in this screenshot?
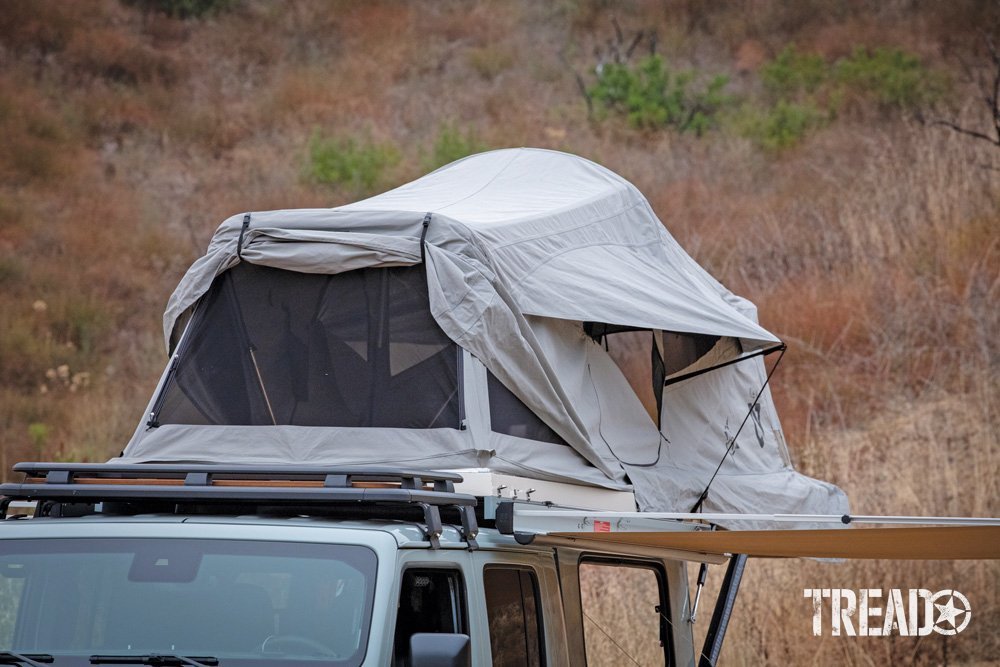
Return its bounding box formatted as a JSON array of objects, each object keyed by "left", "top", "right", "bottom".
[{"left": 0, "top": 1, "right": 997, "bottom": 664}]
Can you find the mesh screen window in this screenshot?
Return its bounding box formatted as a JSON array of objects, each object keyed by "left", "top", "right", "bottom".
[
  {"left": 487, "top": 372, "right": 568, "bottom": 446},
  {"left": 154, "top": 263, "right": 461, "bottom": 429}
]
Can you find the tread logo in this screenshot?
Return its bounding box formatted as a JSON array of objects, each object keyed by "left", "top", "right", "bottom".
[{"left": 804, "top": 588, "right": 971, "bottom": 636}]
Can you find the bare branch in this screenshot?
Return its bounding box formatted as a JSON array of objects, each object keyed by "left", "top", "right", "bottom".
[
  {"left": 624, "top": 30, "right": 644, "bottom": 60},
  {"left": 575, "top": 70, "right": 594, "bottom": 118},
  {"left": 592, "top": 18, "right": 649, "bottom": 67},
  {"left": 992, "top": 46, "right": 1000, "bottom": 142},
  {"left": 611, "top": 16, "right": 624, "bottom": 51},
  {"left": 925, "top": 118, "right": 1000, "bottom": 146},
  {"left": 924, "top": 28, "right": 1000, "bottom": 149},
  {"left": 559, "top": 49, "right": 594, "bottom": 119},
  {"left": 983, "top": 30, "right": 1000, "bottom": 65}
]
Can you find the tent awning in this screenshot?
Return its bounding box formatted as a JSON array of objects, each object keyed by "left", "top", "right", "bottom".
[{"left": 547, "top": 526, "right": 1000, "bottom": 560}]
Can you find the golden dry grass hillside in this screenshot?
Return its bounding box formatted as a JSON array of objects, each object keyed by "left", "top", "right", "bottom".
[{"left": 1, "top": 1, "right": 998, "bottom": 664}]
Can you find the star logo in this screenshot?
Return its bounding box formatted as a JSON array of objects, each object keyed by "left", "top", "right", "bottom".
[{"left": 931, "top": 589, "right": 972, "bottom": 635}]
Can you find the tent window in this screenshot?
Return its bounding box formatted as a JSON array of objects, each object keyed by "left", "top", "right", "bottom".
[
  {"left": 153, "top": 263, "right": 461, "bottom": 429},
  {"left": 487, "top": 372, "right": 567, "bottom": 446},
  {"left": 658, "top": 331, "right": 719, "bottom": 376},
  {"left": 601, "top": 330, "right": 658, "bottom": 421},
  {"left": 601, "top": 329, "right": 722, "bottom": 426}
]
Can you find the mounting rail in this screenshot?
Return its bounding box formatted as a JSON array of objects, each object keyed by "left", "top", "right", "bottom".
[
  {"left": 0, "top": 462, "right": 480, "bottom": 549},
  {"left": 498, "top": 506, "right": 1000, "bottom": 535}
]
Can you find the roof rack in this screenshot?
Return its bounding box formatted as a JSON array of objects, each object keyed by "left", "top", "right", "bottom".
[{"left": 0, "top": 462, "right": 480, "bottom": 550}]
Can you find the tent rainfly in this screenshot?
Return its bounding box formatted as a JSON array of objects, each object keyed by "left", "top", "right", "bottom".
[{"left": 121, "top": 148, "right": 848, "bottom": 521}]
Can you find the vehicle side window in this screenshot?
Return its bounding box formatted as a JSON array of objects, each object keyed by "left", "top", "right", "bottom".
[
  {"left": 483, "top": 566, "right": 544, "bottom": 667},
  {"left": 393, "top": 568, "right": 466, "bottom": 665},
  {"left": 579, "top": 560, "right": 670, "bottom": 667},
  {"left": 0, "top": 576, "right": 25, "bottom": 647}
]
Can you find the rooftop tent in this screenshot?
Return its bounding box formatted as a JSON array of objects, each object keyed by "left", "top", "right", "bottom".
[{"left": 121, "top": 148, "right": 847, "bottom": 518}]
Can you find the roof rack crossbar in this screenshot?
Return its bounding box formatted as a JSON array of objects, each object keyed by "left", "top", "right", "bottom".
[
  {"left": 1, "top": 463, "right": 479, "bottom": 550},
  {"left": 325, "top": 474, "right": 349, "bottom": 488},
  {"left": 185, "top": 472, "right": 210, "bottom": 486},
  {"left": 46, "top": 470, "right": 72, "bottom": 485},
  {"left": 1, "top": 484, "right": 472, "bottom": 505},
  {"left": 12, "top": 462, "right": 465, "bottom": 484}
]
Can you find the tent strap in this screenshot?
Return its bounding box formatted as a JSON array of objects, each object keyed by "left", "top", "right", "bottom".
[
  {"left": 236, "top": 212, "right": 252, "bottom": 260},
  {"left": 689, "top": 344, "right": 786, "bottom": 513},
  {"left": 419, "top": 212, "right": 432, "bottom": 263}
]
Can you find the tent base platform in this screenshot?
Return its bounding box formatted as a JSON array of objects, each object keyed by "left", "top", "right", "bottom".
[{"left": 449, "top": 468, "right": 637, "bottom": 517}]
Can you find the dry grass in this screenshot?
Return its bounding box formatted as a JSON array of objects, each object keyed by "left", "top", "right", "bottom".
[
  {"left": 0, "top": 1, "right": 997, "bottom": 663},
  {"left": 581, "top": 563, "right": 666, "bottom": 665},
  {"left": 690, "top": 381, "right": 999, "bottom": 667}
]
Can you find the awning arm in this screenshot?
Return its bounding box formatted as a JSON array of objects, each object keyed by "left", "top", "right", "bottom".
[
  {"left": 699, "top": 554, "right": 746, "bottom": 667},
  {"left": 497, "top": 503, "right": 1000, "bottom": 559},
  {"left": 506, "top": 508, "right": 1000, "bottom": 529}
]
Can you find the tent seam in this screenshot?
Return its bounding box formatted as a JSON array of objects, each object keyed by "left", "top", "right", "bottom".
[
  {"left": 432, "top": 150, "right": 523, "bottom": 213},
  {"left": 488, "top": 200, "right": 647, "bottom": 250},
  {"left": 506, "top": 238, "right": 665, "bottom": 289}
]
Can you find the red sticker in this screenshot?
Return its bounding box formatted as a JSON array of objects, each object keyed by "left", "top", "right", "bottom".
[{"left": 594, "top": 520, "right": 611, "bottom": 532}]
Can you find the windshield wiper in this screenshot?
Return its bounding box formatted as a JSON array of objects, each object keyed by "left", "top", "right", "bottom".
[
  {"left": 90, "top": 656, "right": 217, "bottom": 667},
  {"left": 0, "top": 653, "right": 54, "bottom": 667}
]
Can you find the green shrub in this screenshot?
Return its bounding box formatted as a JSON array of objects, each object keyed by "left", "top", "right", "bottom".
[
  {"left": 736, "top": 100, "right": 828, "bottom": 151},
  {"left": 761, "top": 46, "right": 828, "bottom": 98},
  {"left": 745, "top": 44, "right": 945, "bottom": 149},
  {"left": 306, "top": 133, "right": 399, "bottom": 194},
  {"left": 425, "top": 125, "right": 488, "bottom": 170},
  {"left": 0, "top": 257, "right": 22, "bottom": 285},
  {"left": 835, "top": 47, "right": 945, "bottom": 109},
  {"left": 123, "top": 0, "right": 233, "bottom": 19},
  {"left": 61, "top": 300, "right": 109, "bottom": 356},
  {"left": 588, "top": 55, "right": 732, "bottom": 135},
  {"left": 28, "top": 422, "right": 50, "bottom": 454}
]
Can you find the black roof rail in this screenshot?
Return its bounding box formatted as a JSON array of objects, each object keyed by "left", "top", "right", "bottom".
[{"left": 0, "top": 462, "right": 479, "bottom": 550}]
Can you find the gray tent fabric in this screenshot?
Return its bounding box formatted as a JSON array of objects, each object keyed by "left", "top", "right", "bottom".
[
  {"left": 630, "top": 339, "right": 849, "bottom": 529},
  {"left": 123, "top": 148, "right": 848, "bottom": 517}
]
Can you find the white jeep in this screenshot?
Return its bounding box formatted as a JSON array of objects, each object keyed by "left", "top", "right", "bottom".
[{"left": 0, "top": 463, "right": 740, "bottom": 667}]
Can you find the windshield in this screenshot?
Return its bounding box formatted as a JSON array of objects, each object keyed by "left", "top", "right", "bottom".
[{"left": 0, "top": 539, "right": 376, "bottom": 667}]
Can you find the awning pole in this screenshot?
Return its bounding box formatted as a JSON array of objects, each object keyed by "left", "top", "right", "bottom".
[
  {"left": 699, "top": 554, "right": 747, "bottom": 667},
  {"left": 688, "top": 562, "right": 709, "bottom": 623}
]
